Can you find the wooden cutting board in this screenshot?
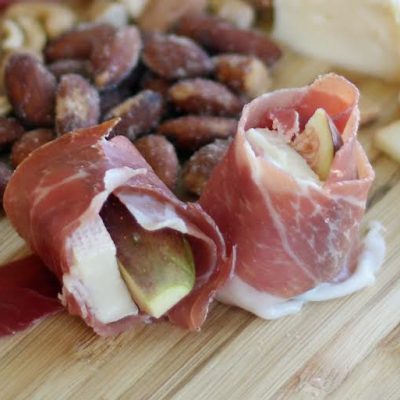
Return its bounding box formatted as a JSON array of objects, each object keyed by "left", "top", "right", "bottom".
[{"left": 1, "top": 60, "right": 400, "bottom": 400}]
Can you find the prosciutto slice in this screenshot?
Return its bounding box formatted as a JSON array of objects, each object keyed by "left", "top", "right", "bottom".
[
  {"left": 4, "top": 120, "right": 232, "bottom": 336},
  {"left": 0, "top": 255, "right": 62, "bottom": 336},
  {"left": 200, "top": 74, "right": 385, "bottom": 319}
]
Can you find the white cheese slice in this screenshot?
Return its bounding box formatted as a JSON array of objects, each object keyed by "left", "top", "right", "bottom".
[
  {"left": 273, "top": 0, "right": 400, "bottom": 81},
  {"left": 217, "top": 222, "right": 385, "bottom": 319},
  {"left": 65, "top": 216, "right": 138, "bottom": 324},
  {"left": 246, "top": 128, "right": 320, "bottom": 183}
]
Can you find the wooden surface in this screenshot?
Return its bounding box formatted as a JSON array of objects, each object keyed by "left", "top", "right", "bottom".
[{"left": 1, "top": 59, "right": 400, "bottom": 400}]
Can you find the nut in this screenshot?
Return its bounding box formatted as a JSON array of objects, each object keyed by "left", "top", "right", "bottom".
[
  {"left": 168, "top": 78, "right": 242, "bottom": 116},
  {"left": 0, "top": 117, "right": 25, "bottom": 150},
  {"left": 182, "top": 139, "right": 230, "bottom": 196},
  {"left": 5, "top": 3, "right": 77, "bottom": 39},
  {"left": 91, "top": 25, "right": 142, "bottom": 89},
  {"left": 0, "top": 18, "right": 24, "bottom": 51},
  {"left": 134, "top": 134, "right": 179, "bottom": 190},
  {"left": 105, "top": 89, "right": 164, "bottom": 140},
  {"left": 45, "top": 23, "right": 116, "bottom": 62},
  {"left": 213, "top": 54, "right": 271, "bottom": 98},
  {"left": 139, "top": 0, "right": 207, "bottom": 32},
  {"left": 0, "top": 96, "right": 12, "bottom": 117},
  {"left": 142, "top": 32, "right": 212, "bottom": 79},
  {"left": 11, "top": 129, "right": 54, "bottom": 167},
  {"left": 212, "top": 0, "right": 255, "bottom": 29},
  {"left": 5, "top": 53, "right": 57, "bottom": 127},
  {"left": 119, "top": 0, "right": 149, "bottom": 19},
  {"left": 176, "top": 13, "right": 281, "bottom": 66},
  {"left": 56, "top": 74, "right": 100, "bottom": 136},
  {"left": 0, "top": 15, "right": 47, "bottom": 57},
  {"left": 158, "top": 115, "right": 237, "bottom": 151},
  {"left": 87, "top": 1, "right": 128, "bottom": 28},
  {"left": 48, "top": 59, "right": 92, "bottom": 81},
  {"left": 0, "top": 161, "right": 13, "bottom": 206}
]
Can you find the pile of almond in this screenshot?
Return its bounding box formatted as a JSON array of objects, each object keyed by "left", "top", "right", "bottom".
[{"left": 0, "top": 9, "right": 281, "bottom": 203}]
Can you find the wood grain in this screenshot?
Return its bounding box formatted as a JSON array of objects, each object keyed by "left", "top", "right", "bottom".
[{"left": 1, "top": 61, "right": 400, "bottom": 400}]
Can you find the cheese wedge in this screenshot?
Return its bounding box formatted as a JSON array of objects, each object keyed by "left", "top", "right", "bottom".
[{"left": 273, "top": 0, "right": 400, "bottom": 81}]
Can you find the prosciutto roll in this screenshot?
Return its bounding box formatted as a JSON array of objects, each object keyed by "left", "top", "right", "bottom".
[
  {"left": 200, "top": 74, "right": 385, "bottom": 319},
  {"left": 4, "top": 120, "right": 232, "bottom": 335}
]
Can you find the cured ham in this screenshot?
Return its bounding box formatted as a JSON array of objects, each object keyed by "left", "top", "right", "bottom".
[
  {"left": 3, "top": 119, "right": 232, "bottom": 336},
  {"left": 0, "top": 255, "right": 62, "bottom": 336},
  {"left": 200, "top": 74, "right": 385, "bottom": 319}
]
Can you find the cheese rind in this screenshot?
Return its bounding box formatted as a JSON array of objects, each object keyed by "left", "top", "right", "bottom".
[{"left": 273, "top": 0, "right": 400, "bottom": 81}]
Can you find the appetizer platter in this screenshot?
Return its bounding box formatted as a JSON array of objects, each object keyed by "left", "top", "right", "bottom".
[{"left": 0, "top": 1, "right": 399, "bottom": 399}]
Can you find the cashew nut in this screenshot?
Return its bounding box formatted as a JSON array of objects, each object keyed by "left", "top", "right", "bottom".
[
  {"left": 1, "top": 19, "right": 24, "bottom": 51},
  {"left": 0, "top": 96, "right": 12, "bottom": 117},
  {"left": 88, "top": 0, "right": 129, "bottom": 27},
  {"left": 118, "top": 0, "right": 149, "bottom": 19},
  {"left": 5, "top": 3, "right": 77, "bottom": 39},
  {"left": 213, "top": 0, "right": 255, "bottom": 29},
  {"left": 13, "top": 15, "right": 47, "bottom": 55},
  {"left": 0, "top": 15, "right": 46, "bottom": 60}
]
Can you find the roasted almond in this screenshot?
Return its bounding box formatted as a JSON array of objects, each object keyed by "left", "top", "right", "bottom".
[
  {"left": 5, "top": 53, "right": 57, "bottom": 127},
  {"left": 48, "top": 59, "right": 92, "bottom": 80},
  {"left": 11, "top": 128, "right": 54, "bottom": 167},
  {"left": 91, "top": 25, "right": 142, "bottom": 90},
  {"left": 142, "top": 33, "right": 212, "bottom": 79},
  {"left": 0, "top": 118, "right": 25, "bottom": 150},
  {"left": 176, "top": 13, "right": 281, "bottom": 66},
  {"left": 45, "top": 23, "right": 116, "bottom": 62},
  {"left": 182, "top": 138, "right": 230, "bottom": 196},
  {"left": 158, "top": 115, "right": 237, "bottom": 151},
  {"left": 105, "top": 89, "right": 164, "bottom": 140},
  {"left": 56, "top": 74, "right": 100, "bottom": 136},
  {"left": 168, "top": 78, "right": 242, "bottom": 116},
  {"left": 213, "top": 54, "right": 271, "bottom": 98},
  {"left": 0, "top": 161, "right": 12, "bottom": 206},
  {"left": 134, "top": 134, "right": 179, "bottom": 190}
]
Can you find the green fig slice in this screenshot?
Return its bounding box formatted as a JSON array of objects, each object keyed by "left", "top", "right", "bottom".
[
  {"left": 292, "top": 108, "right": 342, "bottom": 181},
  {"left": 100, "top": 195, "right": 195, "bottom": 318}
]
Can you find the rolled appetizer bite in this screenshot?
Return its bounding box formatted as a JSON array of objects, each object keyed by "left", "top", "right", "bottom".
[
  {"left": 4, "top": 120, "right": 232, "bottom": 336},
  {"left": 200, "top": 74, "right": 385, "bottom": 319}
]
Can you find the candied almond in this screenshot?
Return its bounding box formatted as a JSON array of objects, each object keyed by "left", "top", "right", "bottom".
[
  {"left": 142, "top": 33, "right": 212, "bottom": 79},
  {"left": 0, "top": 118, "right": 25, "bottom": 150},
  {"left": 48, "top": 59, "right": 92, "bottom": 80},
  {"left": 11, "top": 129, "right": 54, "bottom": 167},
  {"left": 45, "top": 23, "right": 116, "bottom": 62},
  {"left": 158, "top": 115, "right": 237, "bottom": 151},
  {"left": 213, "top": 54, "right": 271, "bottom": 98},
  {"left": 56, "top": 74, "right": 100, "bottom": 136},
  {"left": 105, "top": 90, "right": 164, "bottom": 140},
  {"left": 182, "top": 139, "right": 230, "bottom": 196},
  {"left": 5, "top": 53, "right": 56, "bottom": 127},
  {"left": 176, "top": 13, "right": 281, "bottom": 66},
  {"left": 91, "top": 25, "right": 142, "bottom": 90},
  {"left": 134, "top": 135, "right": 179, "bottom": 190},
  {"left": 0, "top": 161, "right": 12, "bottom": 206},
  {"left": 168, "top": 78, "right": 242, "bottom": 116}
]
